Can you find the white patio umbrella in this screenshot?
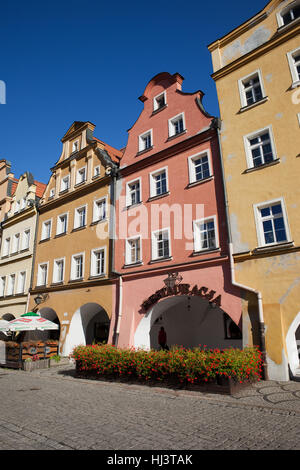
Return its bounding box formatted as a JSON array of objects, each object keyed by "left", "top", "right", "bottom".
[
  {"left": 0, "top": 320, "right": 9, "bottom": 335},
  {"left": 0, "top": 312, "right": 59, "bottom": 333}
]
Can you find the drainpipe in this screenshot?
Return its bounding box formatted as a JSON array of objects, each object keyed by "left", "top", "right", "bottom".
[
  {"left": 213, "top": 118, "right": 268, "bottom": 380},
  {"left": 26, "top": 201, "right": 40, "bottom": 314},
  {"left": 112, "top": 273, "right": 123, "bottom": 347}
]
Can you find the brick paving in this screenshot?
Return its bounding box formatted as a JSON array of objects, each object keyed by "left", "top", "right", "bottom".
[{"left": 0, "top": 362, "right": 300, "bottom": 450}]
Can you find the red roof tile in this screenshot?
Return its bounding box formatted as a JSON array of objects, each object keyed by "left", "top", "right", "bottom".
[{"left": 34, "top": 181, "right": 47, "bottom": 198}]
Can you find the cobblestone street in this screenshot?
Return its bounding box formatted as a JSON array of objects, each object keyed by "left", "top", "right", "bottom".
[{"left": 0, "top": 362, "right": 300, "bottom": 451}]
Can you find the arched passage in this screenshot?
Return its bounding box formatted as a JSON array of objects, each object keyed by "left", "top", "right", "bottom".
[
  {"left": 18, "top": 307, "right": 60, "bottom": 343},
  {"left": 63, "top": 303, "right": 110, "bottom": 357},
  {"left": 286, "top": 311, "right": 300, "bottom": 377},
  {"left": 135, "top": 295, "right": 242, "bottom": 351}
]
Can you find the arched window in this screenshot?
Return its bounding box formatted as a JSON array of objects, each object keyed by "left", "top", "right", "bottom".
[{"left": 278, "top": 0, "right": 300, "bottom": 27}]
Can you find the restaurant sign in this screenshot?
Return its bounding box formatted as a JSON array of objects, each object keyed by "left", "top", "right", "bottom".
[{"left": 141, "top": 283, "right": 222, "bottom": 312}]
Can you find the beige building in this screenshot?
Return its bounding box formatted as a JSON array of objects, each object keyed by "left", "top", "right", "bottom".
[
  {"left": 208, "top": 0, "right": 300, "bottom": 380},
  {"left": 0, "top": 172, "right": 46, "bottom": 323},
  {"left": 28, "top": 121, "right": 122, "bottom": 356},
  {"left": 0, "top": 160, "right": 18, "bottom": 224}
]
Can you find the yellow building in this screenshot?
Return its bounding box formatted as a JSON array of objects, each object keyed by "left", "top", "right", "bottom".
[
  {"left": 28, "top": 121, "right": 122, "bottom": 356},
  {"left": 208, "top": 0, "right": 300, "bottom": 380}
]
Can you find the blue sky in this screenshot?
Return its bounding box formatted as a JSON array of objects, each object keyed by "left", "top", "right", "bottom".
[{"left": 0, "top": 0, "right": 266, "bottom": 184}]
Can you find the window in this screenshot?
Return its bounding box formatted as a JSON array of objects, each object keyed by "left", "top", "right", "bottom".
[
  {"left": 72, "top": 140, "right": 79, "bottom": 152},
  {"left": 138, "top": 130, "right": 152, "bottom": 152},
  {"left": 126, "top": 237, "right": 141, "bottom": 265},
  {"left": 53, "top": 258, "right": 64, "bottom": 283},
  {"left": 60, "top": 175, "right": 70, "bottom": 192},
  {"left": 2, "top": 237, "right": 10, "bottom": 257},
  {"left": 91, "top": 248, "right": 105, "bottom": 276},
  {"left": 49, "top": 188, "right": 55, "bottom": 198},
  {"left": 21, "top": 198, "right": 26, "bottom": 210},
  {"left": 41, "top": 220, "right": 52, "bottom": 240},
  {"left": 150, "top": 168, "right": 168, "bottom": 198},
  {"left": 152, "top": 229, "right": 170, "bottom": 260},
  {"left": 254, "top": 199, "right": 290, "bottom": 247},
  {"left": 57, "top": 213, "right": 68, "bottom": 235},
  {"left": 76, "top": 166, "right": 86, "bottom": 185},
  {"left": 7, "top": 274, "right": 15, "bottom": 296},
  {"left": 37, "top": 263, "right": 48, "bottom": 286},
  {"left": 0, "top": 277, "right": 6, "bottom": 297},
  {"left": 94, "top": 165, "right": 101, "bottom": 177},
  {"left": 168, "top": 113, "right": 185, "bottom": 137},
  {"left": 126, "top": 179, "right": 141, "bottom": 206},
  {"left": 278, "top": 0, "right": 300, "bottom": 26},
  {"left": 12, "top": 233, "right": 20, "bottom": 253},
  {"left": 93, "top": 199, "right": 106, "bottom": 223},
  {"left": 17, "top": 271, "right": 26, "bottom": 294},
  {"left": 188, "top": 151, "right": 212, "bottom": 184},
  {"left": 287, "top": 47, "right": 300, "bottom": 86},
  {"left": 74, "top": 206, "right": 87, "bottom": 229},
  {"left": 71, "top": 253, "right": 84, "bottom": 279},
  {"left": 14, "top": 200, "right": 20, "bottom": 213},
  {"left": 193, "top": 217, "right": 218, "bottom": 252},
  {"left": 21, "top": 229, "right": 30, "bottom": 250},
  {"left": 244, "top": 127, "right": 276, "bottom": 169},
  {"left": 238, "top": 71, "right": 265, "bottom": 108},
  {"left": 153, "top": 91, "right": 166, "bottom": 111}
]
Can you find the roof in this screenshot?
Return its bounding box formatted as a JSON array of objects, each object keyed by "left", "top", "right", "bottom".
[
  {"left": 10, "top": 178, "right": 18, "bottom": 196},
  {"left": 34, "top": 180, "right": 47, "bottom": 198},
  {"left": 93, "top": 137, "right": 123, "bottom": 164}
]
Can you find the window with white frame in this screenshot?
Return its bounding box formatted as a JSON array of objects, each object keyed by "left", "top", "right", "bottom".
[
  {"left": 72, "top": 140, "right": 79, "bottom": 153},
  {"left": 254, "top": 199, "right": 290, "bottom": 247},
  {"left": 76, "top": 166, "right": 86, "bottom": 185},
  {"left": 153, "top": 91, "right": 166, "bottom": 111},
  {"left": 2, "top": 237, "right": 10, "bottom": 257},
  {"left": 91, "top": 248, "right": 105, "bottom": 276},
  {"left": 193, "top": 217, "right": 218, "bottom": 252},
  {"left": 21, "top": 198, "right": 26, "bottom": 210},
  {"left": 0, "top": 276, "right": 6, "bottom": 297},
  {"left": 41, "top": 220, "right": 52, "bottom": 240},
  {"left": 71, "top": 253, "right": 84, "bottom": 279},
  {"left": 188, "top": 151, "right": 212, "bottom": 184},
  {"left": 238, "top": 70, "right": 265, "bottom": 108},
  {"left": 93, "top": 198, "right": 106, "bottom": 223},
  {"left": 126, "top": 179, "right": 141, "bottom": 206},
  {"left": 49, "top": 188, "right": 55, "bottom": 198},
  {"left": 168, "top": 113, "right": 185, "bottom": 137},
  {"left": 7, "top": 274, "right": 15, "bottom": 296},
  {"left": 15, "top": 200, "right": 20, "bottom": 213},
  {"left": 74, "top": 206, "right": 87, "bottom": 229},
  {"left": 152, "top": 229, "right": 170, "bottom": 260},
  {"left": 126, "top": 237, "right": 141, "bottom": 265},
  {"left": 277, "top": 0, "right": 300, "bottom": 26},
  {"left": 17, "top": 271, "right": 26, "bottom": 294},
  {"left": 37, "top": 263, "right": 48, "bottom": 286},
  {"left": 150, "top": 168, "right": 168, "bottom": 198},
  {"left": 53, "top": 258, "right": 64, "bottom": 283},
  {"left": 94, "top": 165, "right": 101, "bottom": 177},
  {"left": 12, "top": 233, "right": 20, "bottom": 253},
  {"left": 138, "top": 130, "right": 152, "bottom": 152},
  {"left": 287, "top": 47, "right": 300, "bottom": 86},
  {"left": 244, "top": 127, "right": 276, "bottom": 168},
  {"left": 60, "top": 175, "right": 70, "bottom": 192},
  {"left": 21, "top": 229, "right": 30, "bottom": 250},
  {"left": 57, "top": 213, "right": 68, "bottom": 235}
]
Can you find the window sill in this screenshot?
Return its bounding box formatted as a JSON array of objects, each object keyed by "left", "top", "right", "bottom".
[
  {"left": 68, "top": 278, "right": 84, "bottom": 283},
  {"left": 149, "top": 256, "right": 173, "bottom": 264},
  {"left": 187, "top": 176, "right": 214, "bottom": 188},
  {"left": 59, "top": 189, "right": 70, "bottom": 195},
  {"left": 123, "top": 261, "right": 143, "bottom": 268},
  {"left": 50, "top": 281, "right": 64, "bottom": 286},
  {"left": 243, "top": 158, "right": 280, "bottom": 174},
  {"left": 167, "top": 129, "right": 187, "bottom": 142},
  {"left": 148, "top": 191, "right": 170, "bottom": 202},
  {"left": 151, "top": 104, "right": 168, "bottom": 116},
  {"left": 238, "top": 96, "right": 268, "bottom": 113},
  {"left": 39, "top": 238, "right": 51, "bottom": 243},
  {"left": 291, "top": 80, "right": 300, "bottom": 89},
  {"left": 192, "top": 247, "right": 220, "bottom": 256},
  {"left": 253, "top": 241, "right": 294, "bottom": 253},
  {"left": 20, "top": 248, "right": 30, "bottom": 254},
  {"left": 71, "top": 225, "right": 87, "bottom": 233},
  {"left": 74, "top": 180, "right": 86, "bottom": 188},
  {"left": 92, "top": 174, "right": 101, "bottom": 180},
  {"left": 88, "top": 274, "right": 106, "bottom": 280},
  {"left": 90, "top": 219, "right": 107, "bottom": 226},
  {"left": 277, "top": 17, "right": 300, "bottom": 34},
  {"left": 136, "top": 146, "right": 154, "bottom": 157},
  {"left": 54, "top": 232, "right": 67, "bottom": 238},
  {"left": 124, "top": 201, "right": 143, "bottom": 211}
]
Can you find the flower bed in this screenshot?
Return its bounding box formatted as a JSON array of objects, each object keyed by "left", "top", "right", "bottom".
[{"left": 72, "top": 345, "right": 262, "bottom": 395}]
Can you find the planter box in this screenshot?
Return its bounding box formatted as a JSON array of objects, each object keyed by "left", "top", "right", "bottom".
[
  {"left": 75, "top": 368, "right": 254, "bottom": 395},
  {"left": 22, "top": 359, "right": 50, "bottom": 372}
]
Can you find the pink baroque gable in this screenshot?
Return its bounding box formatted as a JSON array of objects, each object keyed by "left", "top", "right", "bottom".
[{"left": 121, "top": 72, "right": 214, "bottom": 167}]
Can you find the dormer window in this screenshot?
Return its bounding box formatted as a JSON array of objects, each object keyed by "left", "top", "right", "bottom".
[
  {"left": 153, "top": 91, "right": 166, "bottom": 111},
  {"left": 72, "top": 140, "right": 79, "bottom": 153},
  {"left": 278, "top": 0, "right": 300, "bottom": 27},
  {"left": 138, "top": 130, "right": 153, "bottom": 152},
  {"left": 94, "top": 165, "right": 100, "bottom": 177}
]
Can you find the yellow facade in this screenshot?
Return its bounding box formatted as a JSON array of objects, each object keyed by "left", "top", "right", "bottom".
[
  {"left": 209, "top": 0, "right": 300, "bottom": 380},
  {"left": 29, "top": 121, "right": 121, "bottom": 356}
]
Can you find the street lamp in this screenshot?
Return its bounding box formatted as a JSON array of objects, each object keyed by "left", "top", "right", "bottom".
[{"left": 33, "top": 293, "right": 49, "bottom": 311}]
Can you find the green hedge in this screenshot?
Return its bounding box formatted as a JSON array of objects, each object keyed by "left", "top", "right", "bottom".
[{"left": 72, "top": 345, "right": 262, "bottom": 384}]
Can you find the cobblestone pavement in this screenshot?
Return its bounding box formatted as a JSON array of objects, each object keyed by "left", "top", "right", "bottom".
[{"left": 0, "top": 362, "right": 300, "bottom": 451}]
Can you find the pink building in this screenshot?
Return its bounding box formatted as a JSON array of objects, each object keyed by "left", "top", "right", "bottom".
[{"left": 113, "top": 72, "right": 243, "bottom": 351}]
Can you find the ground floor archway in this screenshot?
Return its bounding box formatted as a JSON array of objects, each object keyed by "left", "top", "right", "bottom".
[
  {"left": 63, "top": 302, "right": 110, "bottom": 357},
  {"left": 135, "top": 295, "right": 242, "bottom": 351},
  {"left": 286, "top": 311, "right": 300, "bottom": 377}
]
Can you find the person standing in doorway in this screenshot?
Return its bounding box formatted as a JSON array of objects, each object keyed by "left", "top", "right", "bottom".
[{"left": 158, "top": 326, "right": 169, "bottom": 350}]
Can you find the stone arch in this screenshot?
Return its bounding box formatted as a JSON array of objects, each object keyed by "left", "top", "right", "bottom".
[
  {"left": 286, "top": 311, "right": 300, "bottom": 377},
  {"left": 63, "top": 303, "right": 110, "bottom": 357},
  {"left": 135, "top": 295, "right": 242, "bottom": 351}
]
